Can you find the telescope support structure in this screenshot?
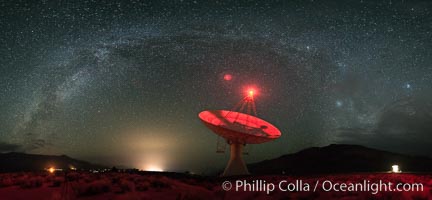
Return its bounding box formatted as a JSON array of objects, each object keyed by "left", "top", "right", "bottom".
[{"left": 222, "top": 142, "right": 249, "bottom": 176}]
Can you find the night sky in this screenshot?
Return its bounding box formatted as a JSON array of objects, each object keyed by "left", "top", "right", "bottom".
[{"left": 1, "top": 0, "right": 431, "bottom": 173}]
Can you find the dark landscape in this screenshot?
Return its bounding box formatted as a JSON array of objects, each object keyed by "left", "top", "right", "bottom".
[
  {"left": 1, "top": 144, "right": 431, "bottom": 199},
  {"left": 248, "top": 144, "right": 432, "bottom": 175},
  {"left": 3, "top": 144, "right": 432, "bottom": 175}
]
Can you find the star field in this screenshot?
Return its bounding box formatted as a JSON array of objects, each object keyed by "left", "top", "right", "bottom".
[{"left": 1, "top": 0, "right": 431, "bottom": 172}]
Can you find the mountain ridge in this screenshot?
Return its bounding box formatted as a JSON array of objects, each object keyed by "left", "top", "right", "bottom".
[
  {"left": 248, "top": 144, "right": 432, "bottom": 175},
  {"left": 0, "top": 152, "right": 106, "bottom": 172}
]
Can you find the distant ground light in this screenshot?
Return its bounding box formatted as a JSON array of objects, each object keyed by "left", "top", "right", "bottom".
[
  {"left": 46, "top": 167, "right": 62, "bottom": 173},
  {"left": 144, "top": 165, "right": 164, "bottom": 172},
  {"left": 392, "top": 164, "right": 401, "bottom": 173}
]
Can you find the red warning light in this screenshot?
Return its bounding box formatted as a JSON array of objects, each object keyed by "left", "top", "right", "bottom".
[
  {"left": 245, "top": 87, "right": 257, "bottom": 99},
  {"left": 242, "top": 85, "right": 259, "bottom": 97},
  {"left": 223, "top": 74, "right": 232, "bottom": 81},
  {"left": 248, "top": 90, "right": 254, "bottom": 97}
]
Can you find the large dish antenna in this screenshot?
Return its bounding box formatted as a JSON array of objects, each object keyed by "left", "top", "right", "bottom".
[{"left": 199, "top": 89, "right": 281, "bottom": 176}]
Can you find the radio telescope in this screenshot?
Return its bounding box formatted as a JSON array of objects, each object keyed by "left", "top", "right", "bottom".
[{"left": 199, "top": 89, "right": 281, "bottom": 176}]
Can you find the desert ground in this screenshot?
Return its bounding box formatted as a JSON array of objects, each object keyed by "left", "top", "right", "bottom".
[{"left": 0, "top": 171, "right": 431, "bottom": 200}]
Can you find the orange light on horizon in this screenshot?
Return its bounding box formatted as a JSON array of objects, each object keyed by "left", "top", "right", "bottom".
[
  {"left": 144, "top": 165, "right": 164, "bottom": 172},
  {"left": 48, "top": 167, "right": 55, "bottom": 173}
]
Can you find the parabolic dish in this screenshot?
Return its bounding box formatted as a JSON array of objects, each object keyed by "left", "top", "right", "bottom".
[{"left": 199, "top": 110, "right": 281, "bottom": 144}]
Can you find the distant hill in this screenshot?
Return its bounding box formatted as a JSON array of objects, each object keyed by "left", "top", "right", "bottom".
[
  {"left": 0, "top": 152, "right": 105, "bottom": 172},
  {"left": 248, "top": 144, "right": 432, "bottom": 175}
]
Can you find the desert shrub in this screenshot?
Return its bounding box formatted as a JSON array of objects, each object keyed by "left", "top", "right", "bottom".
[
  {"left": 150, "top": 178, "right": 171, "bottom": 189},
  {"left": 82, "top": 175, "right": 95, "bottom": 183},
  {"left": 51, "top": 177, "right": 64, "bottom": 187},
  {"left": 119, "top": 180, "right": 134, "bottom": 193},
  {"left": 135, "top": 181, "right": 150, "bottom": 191},
  {"left": 132, "top": 176, "right": 148, "bottom": 185},
  {"left": 20, "top": 176, "right": 44, "bottom": 189},
  {"left": 176, "top": 192, "right": 186, "bottom": 200},
  {"left": 45, "top": 174, "right": 55, "bottom": 183},
  {"left": 202, "top": 182, "right": 216, "bottom": 190},
  {"left": 66, "top": 172, "right": 80, "bottom": 181},
  {"left": 127, "top": 174, "right": 141, "bottom": 182},
  {"left": 111, "top": 176, "right": 120, "bottom": 184},
  {"left": 427, "top": 178, "right": 432, "bottom": 187},
  {"left": 15, "top": 174, "right": 28, "bottom": 186},
  {"left": 77, "top": 179, "right": 111, "bottom": 196},
  {"left": 177, "top": 189, "right": 215, "bottom": 200},
  {"left": 183, "top": 178, "right": 198, "bottom": 186},
  {"left": 0, "top": 177, "right": 14, "bottom": 187},
  {"left": 213, "top": 189, "right": 226, "bottom": 199}
]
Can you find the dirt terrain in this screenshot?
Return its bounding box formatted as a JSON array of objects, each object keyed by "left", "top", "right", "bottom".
[{"left": 0, "top": 172, "right": 430, "bottom": 200}]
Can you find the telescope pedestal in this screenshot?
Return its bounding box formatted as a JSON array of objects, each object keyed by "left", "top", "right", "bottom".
[{"left": 222, "top": 143, "right": 249, "bottom": 176}]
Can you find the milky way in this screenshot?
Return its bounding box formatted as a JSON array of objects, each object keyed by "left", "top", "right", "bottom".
[{"left": 1, "top": 0, "right": 431, "bottom": 172}]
